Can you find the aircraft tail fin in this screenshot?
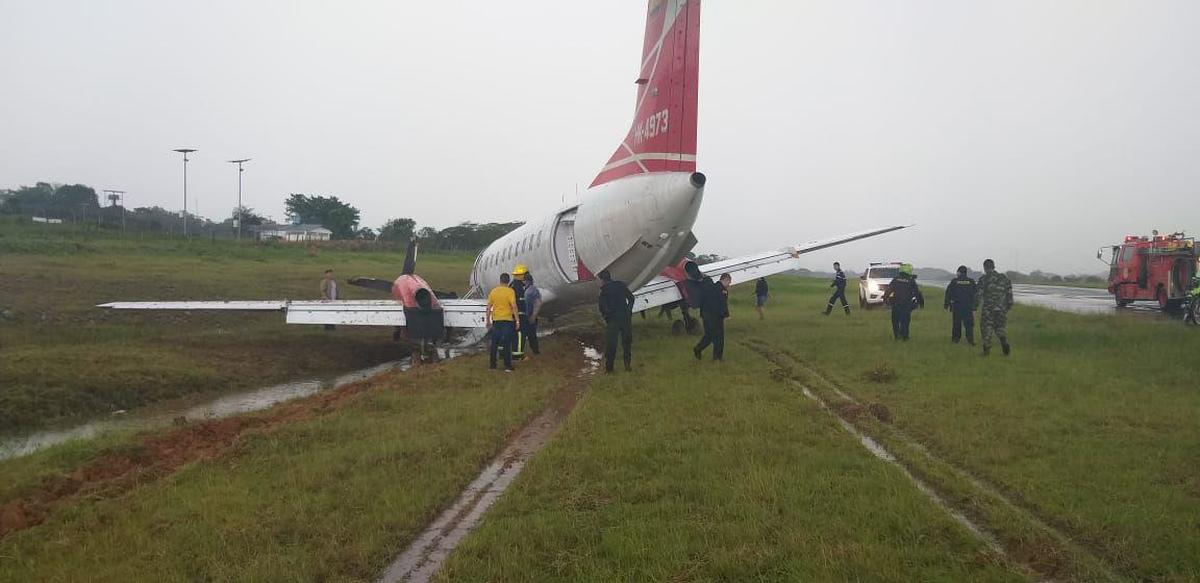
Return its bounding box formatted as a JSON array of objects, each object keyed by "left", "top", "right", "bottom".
[{"left": 591, "top": 0, "right": 701, "bottom": 188}]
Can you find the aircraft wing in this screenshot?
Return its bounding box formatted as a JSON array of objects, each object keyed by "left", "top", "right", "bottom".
[
  {"left": 631, "top": 225, "right": 910, "bottom": 311},
  {"left": 98, "top": 299, "right": 490, "bottom": 328}
]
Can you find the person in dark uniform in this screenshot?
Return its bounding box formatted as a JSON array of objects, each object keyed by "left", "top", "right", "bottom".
[
  {"left": 943, "top": 265, "right": 978, "bottom": 345},
  {"left": 882, "top": 263, "right": 924, "bottom": 340},
  {"left": 597, "top": 269, "right": 636, "bottom": 372},
  {"left": 754, "top": 277, "right": 769, "bottom": 320},
  {"left": 824, "top": 262, "right": 850, "bottom": 315},
  {"left": 681, "top": 261, "right": 707, "bottom": 334},
  {"left": 694, "top": 273, "right": 731, "bottom": 361},
  {"left": 522, "top": 272, "right": 542, "bottom": 355}
]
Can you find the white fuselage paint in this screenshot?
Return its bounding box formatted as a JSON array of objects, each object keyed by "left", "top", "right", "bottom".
[{"left": 468, "top": 171, "right": 704, "bottom": 318}]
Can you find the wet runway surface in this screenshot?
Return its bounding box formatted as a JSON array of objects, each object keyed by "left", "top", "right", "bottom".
[{"left": 930, "top": 281, "right": 1171, "bottom": 318}]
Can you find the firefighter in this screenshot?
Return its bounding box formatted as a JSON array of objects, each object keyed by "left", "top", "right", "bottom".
[
  {"left": 510, "top": 264, "right": 529, "bottom": 359},
  {"left": 824, "top": 262, "right": 850, "bottom": 315},
  {"left": 1184, "top": 273, "right": 1200, "bottom": 325},
  {"left": 882, "top": 263, "right": 923, "bottom": 341},
  {"left": 943, "top": 265, "right": 977, "bottom": 345},
  {"left": 977, "top": 258, "right": 1014, "bottom": 356}
]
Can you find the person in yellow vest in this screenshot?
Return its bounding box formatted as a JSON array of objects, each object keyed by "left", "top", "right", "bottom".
[{"left": 486, "top": 273, "right": 520, "bottom": 372}]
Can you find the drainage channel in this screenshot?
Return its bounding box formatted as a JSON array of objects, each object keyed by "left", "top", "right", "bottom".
[
  {"left": 378, "top": 344, "right": 601, "bottom": 583},
  {"left": 1, "top": 341, "right": 482, "bottom": 461}
]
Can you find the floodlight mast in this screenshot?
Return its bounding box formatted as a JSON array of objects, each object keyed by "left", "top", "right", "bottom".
[
  {"left": 103, "top": 189, "right": 127, "bottom": 234},
  {"left": 228, "top": 158, "right": 251, "bottom": 240},
  {"left": 173, "top": 149, "right": 196, "bottom": 237}
]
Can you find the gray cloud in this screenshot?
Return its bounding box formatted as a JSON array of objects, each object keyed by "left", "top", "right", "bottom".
[{"left": 3, "top": 1, "right": 1197, "bottom": 274}]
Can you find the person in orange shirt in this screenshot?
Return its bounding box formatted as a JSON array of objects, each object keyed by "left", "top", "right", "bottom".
[{"left": 486, "top": 273, "right": 520, "bottom": 372}]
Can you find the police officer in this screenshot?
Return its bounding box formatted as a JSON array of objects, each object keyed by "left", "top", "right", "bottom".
[
  {"left": 977, "top": 258, "right": 1013, "bottom": 356},
  {"left": 882, "top": 263, "right": 923, "bottom": 341},
  {"left": 824, "top": 262, "right": 850, "bottom": 315},
  {"left": 597, "top": 269, "right": 635, "bottom": 372},
  {"left": 694, "top": 273, "right": 731, "bottom": 360},
  {"left": 943, "top": 265, "right": 978, "bottom": 345}
]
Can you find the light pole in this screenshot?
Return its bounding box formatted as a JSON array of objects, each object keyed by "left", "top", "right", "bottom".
[
  {"left": 173, "top": 148, "right": 196, "bottom": 237},
  {"left": 228, "top": 158, "right": 251, "bottom": 239}
]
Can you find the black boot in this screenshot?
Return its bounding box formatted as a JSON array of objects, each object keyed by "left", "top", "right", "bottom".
[{"left": 1001, "top": 342, "right": 1011, "bottom": 356}]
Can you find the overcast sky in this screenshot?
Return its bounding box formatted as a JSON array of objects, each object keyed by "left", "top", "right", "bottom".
[{"left": 3, "top": 1, "right": 1198, "bottom": 274}]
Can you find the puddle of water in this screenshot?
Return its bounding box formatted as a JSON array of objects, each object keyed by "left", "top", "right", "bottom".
[
  {"left": 378, "top": 342, "right": 597, "bottom": 583},
  {"left": 0, "top": 341, "right": 483, "bottom": 462}
]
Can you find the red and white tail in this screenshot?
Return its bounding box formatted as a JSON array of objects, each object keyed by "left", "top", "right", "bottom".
[{"left": 591, "top": 0, "right": 701, "bottom": 188}]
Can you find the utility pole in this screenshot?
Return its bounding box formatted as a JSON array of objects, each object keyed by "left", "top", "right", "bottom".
[
  {"left": 173, "top": 148, "right": 196, "bottom": 238},
  {"left": 228, "top": 158, "right": 251, "bottom": 240}
]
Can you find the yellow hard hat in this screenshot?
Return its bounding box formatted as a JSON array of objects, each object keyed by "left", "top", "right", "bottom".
[{"left": 512, "top": 263, "right": 528, "bottom": 277}]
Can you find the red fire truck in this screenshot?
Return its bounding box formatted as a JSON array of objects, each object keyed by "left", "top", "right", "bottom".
[{"left": 1100, "top": 232, "right": 1197, "bottom": 310}]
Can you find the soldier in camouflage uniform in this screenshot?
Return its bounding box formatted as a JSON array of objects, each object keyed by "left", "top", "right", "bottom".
[{"left": 976, "top": 258, "right": 1013, "bottom": 356}]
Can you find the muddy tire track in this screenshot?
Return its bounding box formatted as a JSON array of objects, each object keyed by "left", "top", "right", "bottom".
[
  {"left": 744, "top": 339, "right": 1130, "bottom": 583},
  {"left": 378, "top": 342, "right": 600, "bottom": 583}
]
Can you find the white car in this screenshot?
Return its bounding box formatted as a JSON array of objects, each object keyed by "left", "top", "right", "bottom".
[{"left": 859, "top": 262, "right": 904, "bottom": 308}]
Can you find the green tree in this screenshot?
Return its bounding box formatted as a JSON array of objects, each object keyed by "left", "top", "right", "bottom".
[
  {"left": 229, "top": 206, "right": 267, "bottom": 227},
  {"left": 379, "top": 217, "right": 417, "bottom": 242},
  {"left": 0, "top": 183, "right": 55, "bottom": 216},
  {"left": 283, "top": 194, "right": 361, "bottom": 239}
]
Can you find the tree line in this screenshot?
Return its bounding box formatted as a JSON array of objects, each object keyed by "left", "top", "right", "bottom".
[{"left": 1, "top": 183, "right": 522, "bottom": 251}]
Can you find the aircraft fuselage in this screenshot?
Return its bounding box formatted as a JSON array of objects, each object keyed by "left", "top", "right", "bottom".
[{"left": 468, "top": 171, "right": 706, "bottom": 318}]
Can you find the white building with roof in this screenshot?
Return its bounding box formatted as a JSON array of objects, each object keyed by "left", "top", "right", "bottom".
[{"left": 257, "top": 224, "right": 333, "bottom": 242}]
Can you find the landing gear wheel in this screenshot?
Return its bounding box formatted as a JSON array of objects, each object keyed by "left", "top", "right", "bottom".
[{"left": 671, "top": 319, "right": 686, "bottom": 336}]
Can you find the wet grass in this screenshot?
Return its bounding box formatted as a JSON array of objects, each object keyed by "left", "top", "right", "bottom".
[
  {"left": 441, "top": 276, "right": 1199, "bottom": 582},
  {"left": 439, "top": 310, "right": 1024, "bottom": 580},
  {"left": 0, "top": 221, "right": 476, "bottom": 431},
  {"left": 0, "top": 338, "right": 582, "bottom": 582}
]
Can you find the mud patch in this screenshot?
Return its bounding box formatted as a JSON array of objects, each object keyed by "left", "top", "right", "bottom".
[{"left": 863, "top": 362, "right": 898, "bottom": 384}]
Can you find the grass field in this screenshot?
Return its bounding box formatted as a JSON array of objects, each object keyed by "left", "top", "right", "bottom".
[
  {"left": 2, "top": 226, "right": 1197, "bottom": 581},
  {"left": 442, "top": 277, "right": 1199, "bottom": 582},
  {"left": 0, "top": 218, "right": 476, "bottom": 431}
]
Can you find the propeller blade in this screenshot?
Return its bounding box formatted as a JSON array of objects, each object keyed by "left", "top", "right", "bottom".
[
  {"left": 402, "top": 237, "right": 418, "bottom": 275},
  {"left": 347, "top": 277, "right": 394, "bottom": 293}
]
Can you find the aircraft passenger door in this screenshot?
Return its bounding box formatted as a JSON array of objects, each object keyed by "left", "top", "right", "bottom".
[{"left": 553, "top": 210, "right": 580, "bottom": 283}]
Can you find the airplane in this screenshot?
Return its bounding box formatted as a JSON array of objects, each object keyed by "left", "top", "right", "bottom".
[{"left": 100, "top": 0, "right": 907, "bottom": 340}]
